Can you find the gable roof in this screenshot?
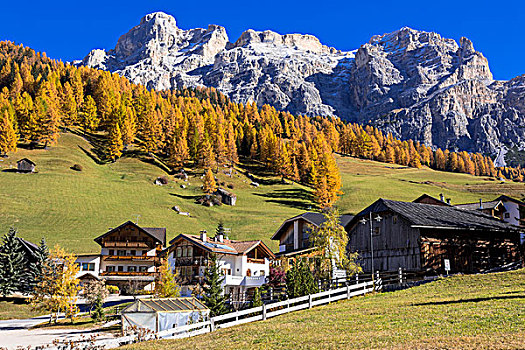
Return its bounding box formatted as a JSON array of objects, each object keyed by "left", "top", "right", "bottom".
[
  {"left": 412, "top": 194, "right": 451, "bottom": 206},
  {"left": 455, "top": 200, "right": 504, "bottom": 211},
  {"left": 347, "top": 198, "right": 522, "bottom": 233},
  {"left": 94, "top": 221, "right": 166, "bottom": 246},
  {"left": 168, "top": 234, "right": 275, "bottom": 258},
  {"left": 122, "top": 297, "right": 208, "bottom": 313},
  {"left": 496, "top": 195, "right": 525, "bottom": 206},
  {"left": 17, "top": 158, "right": 35, "bottom": 165},
  {"left": 271, "top": 212, "right": 354, "bottom": 240}
]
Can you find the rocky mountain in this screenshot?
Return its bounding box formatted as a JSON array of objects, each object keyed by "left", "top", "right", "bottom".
[{"left": 80, "top": 12, "right": 525, "bottom": 161}]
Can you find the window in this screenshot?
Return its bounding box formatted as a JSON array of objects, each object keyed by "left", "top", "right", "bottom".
[
  {"left": 182, "top": 246, "right": 187, "bottom": 257},
  {"left": 106, "top": 266, "right": 115, "bottom": 272},
  {"left": 373, "top": 227, "right": 381, "bottom": 236},
  {"left": 260, "top": 270, "right": 265, "bottom": 276},
  {"left": 82, "top": 263, "right": 95, "bottom": 271},
  {"left": 139, "top": 266, "right": 148, "bottom": 272},
  {"left": 108, "top": 249, "right": 114, "bottom": 256},
  {"left": 505, "top": 213, "right": 510, "bottom": 219},
  {"left": 117, "top": 250, "right": 126, "bottom": 256},
  {"left": 118, "top": 266, "right": 124, "bottom": 272},
  {"left": 176, "top": 247, "right": 182, "bottom": 258},
  {"left": 222, "top": 268, "right": 231, "bottom": 275},
  {"left": 187, "top": 246, "right": 193, "bottom": 258},
  {"left": 128, "top": 266, "right": 137, "bottom": 272},
  {"left": 246, "top": 269, "right": 252, "bottom": 277},
  {"left": 130, "top": 250, "right": 136, "bottom": 256}
]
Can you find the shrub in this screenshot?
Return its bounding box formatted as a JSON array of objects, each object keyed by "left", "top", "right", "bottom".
[
  {"left": 106, "top": 285, "right": 119, "bottom": 294},
  {"left": 156, "top": 176, "right": 169, "bottom": 185},
  {"left": 71, "top": 164, "right": 83, "bottom": 171},
  {"left": 227, "top": 183, "right": 234, "bottom": 189}
]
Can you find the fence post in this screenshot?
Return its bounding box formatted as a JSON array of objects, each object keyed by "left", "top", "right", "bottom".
[
  {"left": 398, "top": 267, "right": 403, "bottom": 286},
  {"left": 210, "top": 318, "right": 215, "bottom": 332},
  {"left": 328, "top": 288, "right": 331, "bottom": 304},
  {"left": 375, "top": 270, "right": 380, "bottom": 282},
  {"left": 308, "top": 294, "right": 312, "bottom": 309},
  {"left": 270, "top": 287, "right": 273, "bottom": 302},
  {"left": 262, "top": 303, "right": 267, "bottom": 320},
  {"left": 346, "top": 284, "right": 351, "bottom": 299},
  {"left": 355, "top": 274, "right": 359, "bottom": 285}
]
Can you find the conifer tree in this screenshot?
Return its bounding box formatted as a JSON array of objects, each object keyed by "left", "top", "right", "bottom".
[
  {"left": 0, "top": 110, "right": 17, "bottom": 155},
  {"left": 202, "top": 168, "right": 217, "bottom": 194},
  {"left": 0, "top": 228, "right": 29, "bottom": 296},
  {"left": 285, "top": 259, "right": 317, "bottom": 298},
  {"left": 202, "top": 253, "right": 227, "bottom": 317},
  {"left": 80, "top": 95, "right": 98, "bottom": 133},
  {"left": 107, "top": 121, "right": 123, "bottom": 161},
  {"left": 25, "top": 237, "right": 49, "bottom": 294}
]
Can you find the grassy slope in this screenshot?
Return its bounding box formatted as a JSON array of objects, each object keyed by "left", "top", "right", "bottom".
[
  {"left": 124, "top": 269, "right": 525, "bottom": 350},
  {"left": 0, "top": 132, "right": 524, "bottom": 253}
]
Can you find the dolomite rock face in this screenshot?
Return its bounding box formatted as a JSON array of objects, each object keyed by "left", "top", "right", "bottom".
[{"left": 80, "top": 13, "right": 525, "bottom": 157}]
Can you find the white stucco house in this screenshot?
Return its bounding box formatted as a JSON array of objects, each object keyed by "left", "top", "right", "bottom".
[{"left": 164, "top": 231, "right": 275, "bottom": 301}]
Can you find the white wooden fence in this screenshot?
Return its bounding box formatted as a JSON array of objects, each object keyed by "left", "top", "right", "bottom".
[{"left": 39, "top": 280, "right": 377, "bottom": 349}]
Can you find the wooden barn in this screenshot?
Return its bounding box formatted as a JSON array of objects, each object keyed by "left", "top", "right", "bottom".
[
  {"left": 345, "top": 198, "right": 522, "bottom": 275},
  {"left": 16, "top": 158, "right": 35, "bottom": 173}
]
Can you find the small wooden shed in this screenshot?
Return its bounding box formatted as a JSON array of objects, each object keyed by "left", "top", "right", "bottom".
[
  {"left": 16, "top": 158, "right": 36, "bottom": 173},
  {"left": 121, "top": 297, "right": 209, "bottom": 333}
]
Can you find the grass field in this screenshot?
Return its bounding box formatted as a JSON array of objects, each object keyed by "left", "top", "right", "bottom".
[
  {"left": 123, "top": 269, "right": 525, "bottom": 350},
  {"left": 0, "top": 132, "right": 524, "bottom": 253}
]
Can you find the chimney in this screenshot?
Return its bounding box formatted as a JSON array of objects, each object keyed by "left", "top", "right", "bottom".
[
  {"left": 439, "top": 193, "right": 445, "bottom": 202},
  {"left": 446, "top": 198, "right": 451, "bottom": 205},
  {"left": 479, "top": 198, "right": 483, "bottom": 209},
  {"left": 200, "top": 230, "right": 207, "bottom": 242},
  {"left": 217, "top": 233, "right": 224, "bottom": 243}
]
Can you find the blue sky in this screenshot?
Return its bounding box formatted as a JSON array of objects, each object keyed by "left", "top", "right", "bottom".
[{"left": 1, "top": 0, "right": 523, "bottom": 80}]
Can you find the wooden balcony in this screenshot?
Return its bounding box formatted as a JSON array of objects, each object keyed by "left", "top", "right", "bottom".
[
  {"left": 102, "top": 255, "right": 158, "bottom": 262},
  {"left": 173, "top": 256, "right": 207, "bottom": 266},
  {"left": 102, "top": 241, "right": 150, "bottom": 248},
  {"left": 247, "top": 258, "right": 265, "bottom": 264},
  {"left": 101, "top": 271, "right": 157, "bottom": 277}
]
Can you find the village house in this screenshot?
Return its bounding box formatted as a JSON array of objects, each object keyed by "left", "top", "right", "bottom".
[
  {"left": 165, "top": 230, "right": 274, "bottom": 301},
  {"left": 75, "top": 221, "right": 166, "bottom": 292},
  {"left": 271, "top": 212, "right": 354, "bottom": 258},
  {"left": 345, "top": 198, "right": 523, "bottom": 275},
  {"left": 16, "top": 158, "right": 36, "bottom": 173}
]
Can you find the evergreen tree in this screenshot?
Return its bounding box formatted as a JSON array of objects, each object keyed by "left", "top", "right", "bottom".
[
  {"left": 25, "top": 237, "right": 49, "bottom": 294},
  {"left": 252, "top": 287, "right": 262, "bottom": 307},
  {"left": 0, "top": 228, "right": 29, "bottom": 296},
  {"left": 285, "top": 259, "right": 318, "bottom": 298},
  {"left": 201, "top": 253, "right": 227, "bottom": 317},
  {"left": 91, "top": 295, "right": 105, "bottom": 322}
]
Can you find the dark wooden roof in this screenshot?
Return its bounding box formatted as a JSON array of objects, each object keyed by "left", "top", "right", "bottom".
[
  {"left": 496, "top": 195, "right": 525, "bottom": 206},
  {"left": 347, "top": 198, "right": 522, "bottom": 233},
  {"left": 412, "top": 194, "right": 451, "bottom": 206},
  {"left": 271, "top": 212, "right": 354, "bottom": 240},
  {"left": 94, "top": 221, "right": 166, "bottom": 246}
]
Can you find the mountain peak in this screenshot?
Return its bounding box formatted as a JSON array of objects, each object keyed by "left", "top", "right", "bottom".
[{"left": 140, "top": 12, "right": 177, "bottom": 27}]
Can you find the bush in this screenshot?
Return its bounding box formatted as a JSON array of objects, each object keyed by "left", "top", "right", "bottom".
[
  {"left": 106, "top": 285, "right": 119, "bottom": 294},
  {"left": 71, "top": 164, "right": 83, "bottom": 171},
  {"left": 156, "top": 176, "right": 169, "bottom": 185},
  {"left": 227, "top": 183, "right": 234, "bottom": 189}
]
